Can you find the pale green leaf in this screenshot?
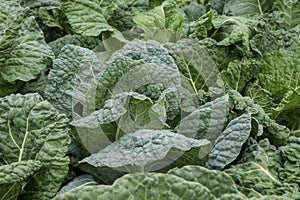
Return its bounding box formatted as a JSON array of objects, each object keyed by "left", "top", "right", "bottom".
[
  {"left": 0, "top": 1, "right": 54, "bottom": 96},
  {"left": 223, "top": 0, "right": 274, "bottom": 16},
  {"left": 60, "top": 0, "right": 113, "bottom": 36},
  {"left": 80, "top": 129, "right": 211, "bottom": 174}
]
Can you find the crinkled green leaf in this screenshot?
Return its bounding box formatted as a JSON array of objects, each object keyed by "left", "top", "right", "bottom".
[
  {"left": 80, "top": 129, "right": 211, "bottom": 175},
  {"left": 48, "top": 34, "right": 100, "bottom": 57},
  {"left": 225, "top": 137, "right": 300, "bottom": 198},
  {"left": 211, "top": 0, "right": 225, "bottom": 14},
  {"left": 0, "top": 16, "right": 53, "bottom": 83},
  {"left": 238, "top": 138, "right": 282, "bottom": 177},
  {"left": 0, "top": 160, "right": 41, "bottom": 185},
  {"left": 279, "top": 136, "right": 300, "bottom": 185},
  {"left": 168, "top": 165, "right": 246, "bottom": 198},
  {"left": 181, "top": 2, "right": 206, "bottom": 22},
  {"left": 223, "top": 0, "right": 274, "bottom": 16},
  {"left": 221, "top": 59, "right": 260, "bottom": 92},
  {"left": 212, "top": 16, "right": 255, "bottom": 56},
  {"left": 0, "top": 161, "right": 41, "bottom": 199},
  {"left": 38, "top": 6, "right": 64, "bottom": 30},
  {"left": 54, "top": 184, "right": 110, "bottom": 200},
  {"left": 228, "top": 90, "right": 289, "bottom": 146},
  {"left": 94, "top": 56, "right": 143, "bottom": 109},
  {"left": 245, "top": 83, "right": 275, "bottom": 115},
  {"left": 256, "top": 49, "right": 300, "bottom": 102},
  {"left": 0, "top": 184, "right": 21, "bottom": 200},
  {"left": 226, "top": 161, "right": 298, "bottom": 197},
  {"left": 280, "top": 136, "right": 300, "bottom": 162},
  {"left": 104, "top": 0, "right": 149, "bottom": 31},
  {"left": 0, "top": 1, "right": 54, "bottom": 96},
  {"left": 45, "top": 44, "right": 104, "bottom": 119},
  {"left": 273, "top": 0, "right": 300, "bottom": 29},
  {"left": 187, "top": 11, "right": 215, "bottom": 40},
  {"left": 273, "top": 89, "right": 300, "bottom": 130},
  {"left": 245, "top": 48, "right": 300, "bottom": 130},
  {"left": 198, "top": 38, "right": 236, "bottom": 71},
  {"left": 95, "top": 39, "right": 180, "bottom": 109},
  {"left": 109, "top": 39, "right": 177, "bottom": 68},
  {"left": 20, "top": 0, "right": 61, "bottom": 8},
  {"left": 250, "top": 28, "right": 300, "bottom": 56},
  {"left": 188, "top": 12, "right": 256, "bottom": 56},
  {"left": 60, "top": 0, "right": 113, "bottom": 36},
  {"left": 176, "top": 95, "right": 228, "bottom": 143},
  {"left": 0, "top": 93, "right": 70, "bottom": 199},
  {"left": 206, "top": 114, "right": 252, "bottom": 170},
  {"left": 133, "top": 0, "right": 185, "bottom": 32},
  {"left": 53, "top": 173, "right": 216, "bottom": 200}
]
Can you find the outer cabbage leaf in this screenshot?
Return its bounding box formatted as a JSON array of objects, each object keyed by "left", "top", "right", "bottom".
[
  {"left": 168, "top": 165, "right": 246, "bottom": 198},
  {"left": 79, "top": 129, "right": 211, "bottom": 182},
  {"left": 101, "top": 0, "right": 149, "bottom": 31},
  {"left": 45, "top": 44, "right": 104, "bottom": 119},
  {"left": 176, "top": 95, "right": 228, "bottom": 143},
  {"left": 212, "top": 15, "right": 255, "bottom": 56},
  {"left": 223, "top": 0, "right": 273, "bottom": 16},
  {"left": 0, "top": 160, "right": 41, "bottom": 185},
  {"left": 60, "top": 0, "right": 113, "bottom": 36},
  {"left": 95, "top": 40, "right": 181, "bottom": 109},
  {"left": 0, "top": 1, "right": 54, "bottom": 96},
  {"left": 0, "top": 160, "right": 42, "bottom": 200},
  {"left": 188, "top": 13, "right": 255, "bottom": 56},
  {"left": 255, "top": 50, "right": 300, "bottom": 102},
  {"left": 48, "top": 34, "right": 100, "bottom": 57},
  {"left": 133, "top": 0, "right": 185, "bottom": 32},
  {"left": 109, "top": 39, "right": 177, "bottom": 68},
  {"left": 71, "top": 92, "right": 169, "bottom": 153},
  {"left": 206, "top": 114, "right": 252, "bottom": 170},
  {"left": 38, "top": 5, "right": 64, "bottom": 30},
  {"left": 0, "top": 93, "right": 70, "bottom": 199},
  {"left": 53, "top": 173, "right": 216, "bottom": 200}
]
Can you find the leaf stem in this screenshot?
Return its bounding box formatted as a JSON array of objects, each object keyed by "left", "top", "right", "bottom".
[
  {"left": 257, "top": 0, "right": 263, "bottom": 15},
  {"left": 19, "top": 118, "right": 29, "bottom": 162}
]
